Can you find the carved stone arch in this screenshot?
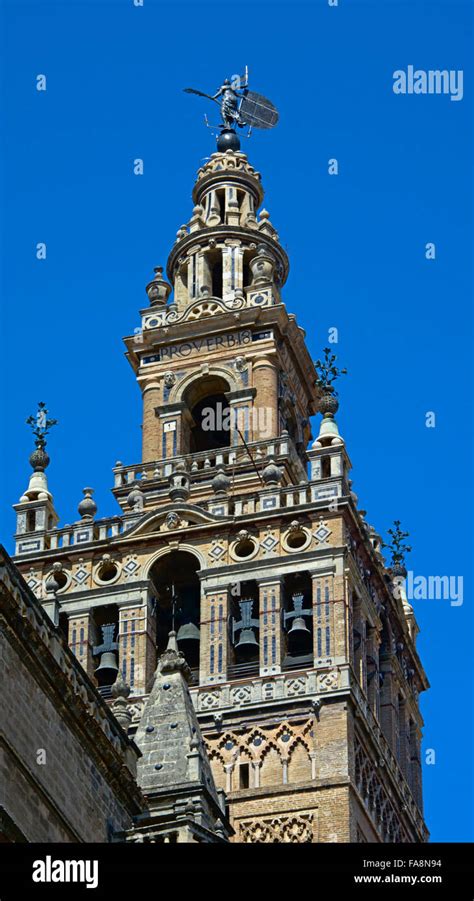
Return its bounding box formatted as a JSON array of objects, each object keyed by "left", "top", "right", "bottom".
[
  {"left": 170, "top": 365, "right": 241, "bottom": 454},
  {"left": 207, "top": 746, "right": 225, "bottom": 766},
  {"left": 287, "top": 733, "right": 311, "bottom": 756},
  {"left": 215, "top": 732, "right": 241, "bottom": 764},
  {"left": 207, "top": 747, "right": 227, "bottom": 793},
  {"left": 142, "top": 543, "right": 207, "bottom": 578},
  {"left": 274, "top": 721, "right": 295, "bottom": 748},
  {"left": 259, "top": 739, "right": 283, "bottom": 788},
  {"left": 169, "top": 365, "right": 240, "bottom": 405},
  {"left": 236, "top": 745, "right": 253, "bottom": 763},
  {"left": 259, "top": 738, "right": 281, "bottom": 763},
  {"left": 287, "top": 736, "right": 312, "bottom": 784},
  {"left": 246, "top": 728, "right": 267, "bottom": 760},
  {"left": 125, "top": 504, "right": 232, "bottom": 540}
]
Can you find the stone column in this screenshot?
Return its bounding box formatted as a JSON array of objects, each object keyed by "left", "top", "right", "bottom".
[
  {"left": 252, "top": 760, "right": 261, "bottom": 789},
  {"left": 225, "top": 186, "right": 241, "bottom": 226},
  {"left": 366, "top": 626, "right": 380, "bottom": 718},
  {"left": 252, "top": 355, "right": 279, "bottom": 442},
  {"left": 155, "top": 402, "right": 188, "bottom": 460},
  {"left": 379, "top": 658, "right": 398, "bottom": 752},
  {"left": 68, "top": 612, "right": 95, "bottom": 679},
  {"left": 187, "top": 252, "right": 198, "bottom": 301},
  {"left": 258, "top": 579, "right": 284, "bottom": 675},
  {"left": 199, "top": 587, "right": 229, "bottom": 684},
  {"left": 119, "top": 600, "right": 156, "bottom": 696},
  {"left": 205, "top": 189, "right": 222, "bottom": 226},
  {"left": 225, "top": 388, "right": 256, "bottom": 446},
  {"left": 311, "top": 573, "right": 335, "bottom": 665},
  {"left": 397, "top": 694, "right": 408, "bottom": 776},
  {"left": 352, "top": 594, "right": 364, "bottom": 686},
  {"left": 196, "top": 251, "right": 212, "bottom": 297},
  {"left": 410, "top": 724, "right": 423, "bottom": 810},
  {"left": 222, "top": 246, "right": 236, "bottom": 300},
  {"left": 141, "top": 380, "right": 161, "bottom": 463}
]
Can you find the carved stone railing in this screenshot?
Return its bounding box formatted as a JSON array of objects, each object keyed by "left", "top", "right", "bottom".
[
  {"left": 191, "top": 663, "right": 348, "bottom": 714},
  {"left": 46, "top": 516, "right": 126, "bottom": 549},
  {"left": 112, "top": 435, "right": 298, "bottom": 489}
]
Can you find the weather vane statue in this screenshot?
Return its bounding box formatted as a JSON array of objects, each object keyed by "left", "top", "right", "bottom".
[
  {"left": 26, "top": 401, "right": 58, "bottom": 449},
  {"left": 184, "top": 67, "right": 279, "bottom": 152}
]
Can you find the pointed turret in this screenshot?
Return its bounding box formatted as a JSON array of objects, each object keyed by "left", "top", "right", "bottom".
[
  {"left": 14, "top": 403, "right": 59, "bottom": 555},
  {"left": 307, "top": 349, "right": 351, "bottom": 497},
  {"left": 129, "top": 631, "right": 232, "bottom": 843}
]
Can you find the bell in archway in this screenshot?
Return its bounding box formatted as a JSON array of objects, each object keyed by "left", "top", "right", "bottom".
[
  {"left": 232, "top": 599, "right": 259, "bottom": 659},
  {"left": 93, "top": 623, "right": 119, "bottom": 686},
  {"left": 284, "top": 592, "right": 312, "bottom": 654},
  {"left": 177, "top": 621, "right": 201, "bottom": 645}
]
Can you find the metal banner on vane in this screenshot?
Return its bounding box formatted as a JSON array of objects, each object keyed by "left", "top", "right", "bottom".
[{"left": 184, "top": 67, "right": 279, "bottom": 150}]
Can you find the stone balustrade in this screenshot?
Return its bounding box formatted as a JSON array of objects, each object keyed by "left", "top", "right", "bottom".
[{"left": 112, "top": 436, "right": 293, "bottom": 488}]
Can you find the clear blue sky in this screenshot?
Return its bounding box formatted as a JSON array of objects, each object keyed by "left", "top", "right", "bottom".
[{"left": 0, "top": 0, "right": 472, "bottom": 842}]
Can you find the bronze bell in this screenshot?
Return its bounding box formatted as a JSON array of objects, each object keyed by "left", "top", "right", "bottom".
[
  {"left": 284, "top": 592, "right": 312, "bottom": 654},
  {"left": 288, "top": 616, "right": 311, "bottom": 637},
  {"left": 232, "top": 599, "right": 259, "bottom": 659},
  {"left": 235, "top": 627, "right": 259, "bottom": 652},
  {"left": 93, "top": 623, "right": 119, "bottom": 686},
  {"left": 177, "top": 621, "right": 200, "bottom": 645}
]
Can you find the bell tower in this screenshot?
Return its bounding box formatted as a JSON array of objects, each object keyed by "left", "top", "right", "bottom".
[
  {"left": 128, "top": 148, "right": 315, "bottom": 468},
  {"left": 12, "top": 101, "right": 429, "bottom": 844}
]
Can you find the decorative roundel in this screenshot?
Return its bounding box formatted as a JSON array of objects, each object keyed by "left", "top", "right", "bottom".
[
  {"left": 93, "top": 558, "right": 121, "bottom": 586},
  {"left": 281, "top": 526, "right": 311, "bottom": 553},
  {"left": 229, "top": 536, "right": 259, "bottom": 562},
  {"left": 43, "top": 568, "right": 70, "bottom": 594},
  {"left": 253, "top": 293, "right": 266, "bottom": 304}
]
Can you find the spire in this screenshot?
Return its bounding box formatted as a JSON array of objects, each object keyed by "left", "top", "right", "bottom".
[
  {"left": 14, "top": 403, "right": 59, "bottom": 555},
  {"left": 312, "top": 388, "right": 344, "bottom": 448},
  {"left": 130, "top": 630, "right": 232, "bottom": 843},
  {"left": 20, "top": 402, "right": 58, "bottom": 502},
  {"left": 312, "top": 348, "right": 347, "bottom": 448},
  {"left": 383, "top": 521, "right": 419, "bottom": 641}
]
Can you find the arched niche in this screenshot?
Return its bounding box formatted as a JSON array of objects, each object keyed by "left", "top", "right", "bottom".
[
  {"left": 178, "top": 373, "right": 235, "bottom": 454},
  {"left": 148, "top": 550, "right": 202, "bottom": 671}
]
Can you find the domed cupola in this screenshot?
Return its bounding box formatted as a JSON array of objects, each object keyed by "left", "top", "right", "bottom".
[{"left": 165, "top": 150, "right": 289, "bottom": 315}]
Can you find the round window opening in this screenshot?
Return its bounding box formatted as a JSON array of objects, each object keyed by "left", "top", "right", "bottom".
[
  {"left": 234, "top": 538, "right": 256, "bottom": 559},
  {"left": 48, "top": 570, "right": 68, "bottom": 591},
  {"left": 98, "top": 562, "right": 119, "bottom": 582},
  {"left": 286, "top": 531, "right": 307, "bottom": 550}
]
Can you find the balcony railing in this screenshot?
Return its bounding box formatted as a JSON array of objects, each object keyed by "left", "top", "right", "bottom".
[{"left": 112, "top": 435, "right": 295, "bottom": 489}]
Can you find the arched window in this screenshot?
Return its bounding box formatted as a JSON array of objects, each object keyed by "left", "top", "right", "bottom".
[
  {"left": 183, "top": 375, "right": 232, "bottom": 453},
  {"left": 149, "top": 551, "right": 201, "bottom": 673}
]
